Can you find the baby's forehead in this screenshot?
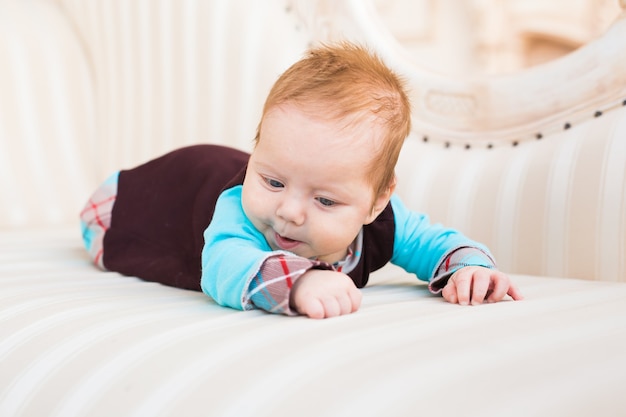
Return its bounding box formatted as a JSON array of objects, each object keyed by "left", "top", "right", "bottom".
[
  {"left": 259, "top": 103, "right": 388, "bottom": 167},
  {"left": 273, "top": 102, "right": 385, "bottom": 138}
]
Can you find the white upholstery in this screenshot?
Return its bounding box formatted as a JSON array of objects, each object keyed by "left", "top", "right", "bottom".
[
  {"left": 290, "top": 0, "right": 626, "bottom": 281},
  {"left": 0, "top": 0, "right": 95, "bottom": 228},
  {"left": 2, "top": 0, "right": 624, "bottom": 281},
  {"left": 2, "top": 1, "right": 626, "bottom": 416},
  {"left": 0, "top": 0, "right": 310, "bottom": 229},
  {"left": 2, "top": 230, "right": 626, "bottom": 417},
  {"left": 56, "top": 0, "right": 312, "bottom": 171}
]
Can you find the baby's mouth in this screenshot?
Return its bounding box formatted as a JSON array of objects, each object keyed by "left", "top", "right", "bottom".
[{"left": 273, "top": 232, "right": 302, "bottom": 251}]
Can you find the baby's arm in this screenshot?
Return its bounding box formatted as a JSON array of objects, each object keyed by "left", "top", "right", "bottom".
[
  {"left": 245, "top": 255, "right": 340, "bottom": 316},
  {"left": 389, "top": 194, "right": 522, "bottom": 304},
  {"left": 289, "top": 269, "right": 362, "bottom": 319}
]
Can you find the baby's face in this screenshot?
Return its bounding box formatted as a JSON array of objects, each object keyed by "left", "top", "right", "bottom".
[{"left": 242, "top": 104, "right": 390, "bottom": 264}]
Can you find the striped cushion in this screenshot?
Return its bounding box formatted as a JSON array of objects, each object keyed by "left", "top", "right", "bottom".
[
  {"left": 57, "top": 0, "right": 312, "bottom": 175},
  {"left": 327, "top": 4, "right": 626, "bottom": 281},
  {"left": 0, "top": 0, "right": 311, "bottom": 228},
  {"left": 396, "top": 104, "right": 626, "bottom": 281},
  {"left": 2, "top": 229, "right": 626, "bottom": 416}
]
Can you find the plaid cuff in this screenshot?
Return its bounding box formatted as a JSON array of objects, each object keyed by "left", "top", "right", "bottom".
[
  {"left": 428, "top": 247, "right": 496, "bottom": 294},
  {"left": 245, "top": 255, "right": 333, "bottom": 315}
]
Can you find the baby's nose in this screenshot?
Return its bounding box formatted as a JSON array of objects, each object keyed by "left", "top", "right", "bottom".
[{"left": 276, "top": 196, "right": 306, "bottom": 226}]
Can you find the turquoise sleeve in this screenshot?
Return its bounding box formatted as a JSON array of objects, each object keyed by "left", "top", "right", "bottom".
[
  {"left": 200, "top": 186, "right": 278, "bottom": 310},
  {"left": 390, "top": 194, "right": 491, "bottom": 282}
]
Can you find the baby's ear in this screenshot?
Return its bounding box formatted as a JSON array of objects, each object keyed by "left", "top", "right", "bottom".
[{"left": 365, "top": 178, "right": 396, "bottom": 224}]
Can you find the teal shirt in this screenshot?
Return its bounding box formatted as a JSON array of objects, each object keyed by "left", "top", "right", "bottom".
[{"left": 201, "top": 186, "right": 493, "bottom": 311}]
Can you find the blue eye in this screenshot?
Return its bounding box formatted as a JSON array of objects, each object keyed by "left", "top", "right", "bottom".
[
  {"left": 317, "top": 197, "right": 336, "bottom": 207},
  {"left": 265, "top": 178, "right": 284, "bottom": 188}
]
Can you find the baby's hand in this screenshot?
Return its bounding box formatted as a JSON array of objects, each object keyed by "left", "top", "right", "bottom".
[
  {"left": 442, "top": 266, "right": 523, "bottom": 306},
  {"left": 290, "top": 269, "right": 362, "bottom": 319}
]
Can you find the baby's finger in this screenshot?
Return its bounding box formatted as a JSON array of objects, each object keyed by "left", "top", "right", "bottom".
[
  {"left": 507, "top": 282, "right": 524, "bottom": 301},
  {"left": 302, "top": 298, "right": 325, "bottom": 319},
  {"left": 470, "top": 270, "right": 490, "bottom": 305},
  {"left": 452, "top": 271, "right": 472, "bottom": 306},
  {"left": 348, "top": 288, "right": 363, "bottom": 313},
  {"left": 486, "top": 276, "right": 509, "bottom": 302},
  {"left": 336, "top": 293, "right": 355, "bottom": 316},
  {"left": 320, "top": 296, "right": 341, "bottom": 318},
  {"left": 486, "top": 274, "right": 524, "bottom": 303},
  {"left": 442, "top": 279, "right": 458, "bottom": 304}
]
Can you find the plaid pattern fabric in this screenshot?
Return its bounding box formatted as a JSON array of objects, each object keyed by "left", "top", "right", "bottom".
[
  {"left": 246, "top": 244, "right": 495, "bottom": 315},
  {"left": 79, "top": 172, "right": 119, "bottom": 269},
  {"left": 244, "top": 235, "right": 361, "bottom": 315},
  {"left": 428, "top": 246, "right": 496, "bottom": 293},
  {"left": 245, "top": 255, "right": 333, "bottom": 315}
]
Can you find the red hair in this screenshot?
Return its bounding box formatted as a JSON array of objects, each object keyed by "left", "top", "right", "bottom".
[{"left": 255, "top": 42, "right": 411, "bottom": 198}]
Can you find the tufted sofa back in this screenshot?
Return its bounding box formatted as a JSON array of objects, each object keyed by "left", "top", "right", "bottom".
[
  {"left": 0, "top": 0, "right": 310, "bottom": 228},
  {"left": 1, "top": 0, "right": 624, "bottom": 281},
  {"left": 315, "top": 0, "right": 626, "bottom": 281}
]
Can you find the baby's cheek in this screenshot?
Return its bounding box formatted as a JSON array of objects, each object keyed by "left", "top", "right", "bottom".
[
  {"left": 242, "top": 188, "right": 267, "bottom": 225},
  {"left": 318, "top": 218, "right": 360, "bottom": 248}
]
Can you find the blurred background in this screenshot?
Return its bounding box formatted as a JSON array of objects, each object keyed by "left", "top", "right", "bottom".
[
  {"left": 367, "top": 0, "right": 620, "bottom": 75},
  {"left": 0, "top": 0, "right": 623, "bottom": 230}
]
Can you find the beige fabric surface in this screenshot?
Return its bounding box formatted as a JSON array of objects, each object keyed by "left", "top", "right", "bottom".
[
  {"left": 0, "top": 0, "right": 95, "bottom": 229},
  {"left": 1, "top": 2, "right": 626, "bottom": 415},
  {"left": 2, "top": 229, "right": 626, "bottom": 417}
]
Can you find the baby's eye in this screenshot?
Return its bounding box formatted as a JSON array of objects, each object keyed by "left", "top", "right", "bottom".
[
  {"left": 316, "top": 197, "right": 336, "bottom": 207},
  {"left": 264, "top": 177, "right": 284, "bottom": 189}
]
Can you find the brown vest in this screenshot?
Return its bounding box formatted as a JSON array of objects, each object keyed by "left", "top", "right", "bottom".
[{"left": 103, "top": 144, "right": 394, "bottom": 291}]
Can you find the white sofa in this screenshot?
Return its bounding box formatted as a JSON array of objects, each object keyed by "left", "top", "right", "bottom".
[{"left": 2, "top": 1, "right": 626, "bottom": 416}]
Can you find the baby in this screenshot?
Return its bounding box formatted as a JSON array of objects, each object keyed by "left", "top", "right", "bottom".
[{"left": 80, "top": 42, "right": 522, "bottom": 319}]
